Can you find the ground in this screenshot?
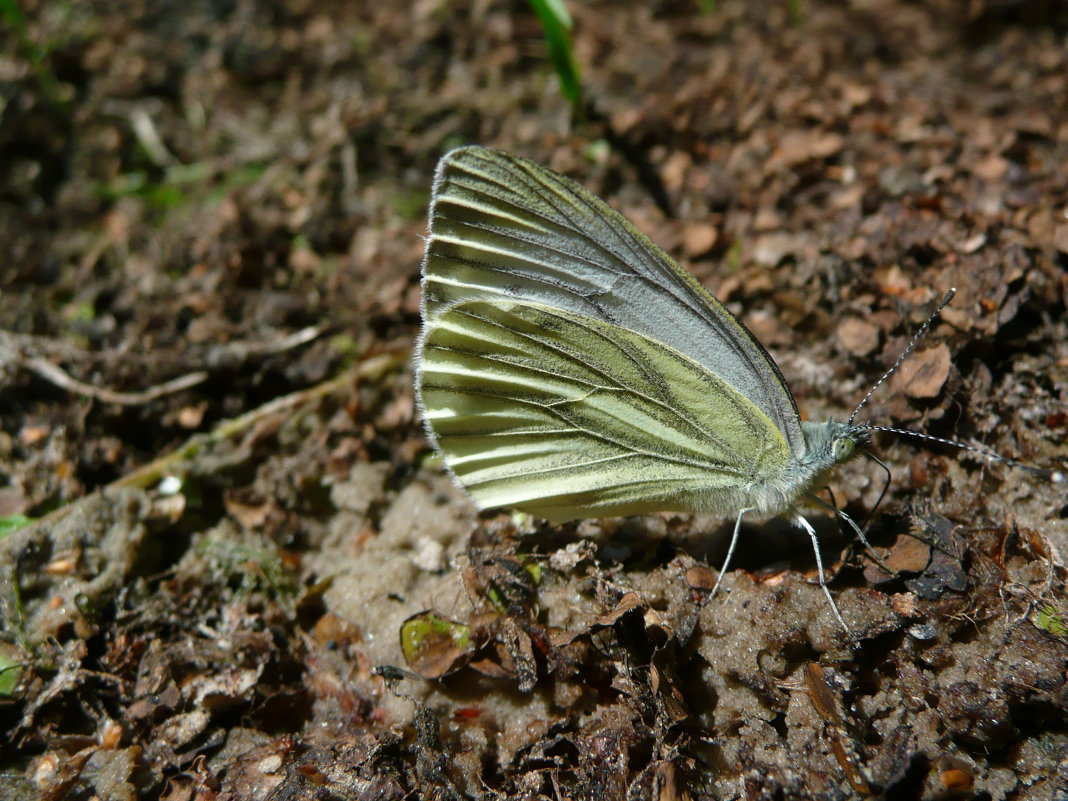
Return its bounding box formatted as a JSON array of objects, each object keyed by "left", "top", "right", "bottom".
[{"left": 1, "top": 1, "right": 1067, "bottom": 799}]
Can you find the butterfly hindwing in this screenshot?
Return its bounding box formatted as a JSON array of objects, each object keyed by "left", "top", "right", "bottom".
[{"left": 419, "top": 299, "right": 791, "bottom": 522}]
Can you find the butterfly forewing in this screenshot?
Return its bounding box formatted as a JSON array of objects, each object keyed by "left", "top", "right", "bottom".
[
  {"left": 421, "top": 146, "right": 805, "bottom": 451},
  {"left": 420, "top": 299, "right": 791, "bottom": 521}
]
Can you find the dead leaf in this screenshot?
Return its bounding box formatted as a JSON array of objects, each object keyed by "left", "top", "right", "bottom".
[
  {"left": 971, "top": 154, "right": 1009, "bottom": 182},
  {"left": 892, "top": 343, "right": 950, "bottom": 399},
  {"left": 685, "top": 564, "right": 717, "bottom": 591},
  {"left": 1054, "top": 224, "right": 1068, "bottom": 254},
  {"left": 661, "top": 152, "right": 692, "bottom": 192},
  {"left": 959, "top": 233, "right": 986, "bottom": 254},
  {"left": 593, "top": 592, "right": 642, "bottom": 628},
  {"left": 683, "top": 222, "right": 718, "bottom": 257},
  {"left": 836, "top": 317, "right": 880, "bottom": 357},
  {"left": 311, "top": 613, "right": 362, "bottom": 648},
  {"left": 874, "top": 265, "right": 913, "bottom": 297},
  {"left": 19, "top": 426, "right": 49, "bottom": 446},
  {"left": 223, "top": 490, "right": 273, "bottom": 529},
  {"left": 890, "top": 593, "right": 922, "bottom": 619},
  {"left": 885, "top": 534, "right": 932, "bottom": 573},
  {"left": 771, "top": 130, "right": 845, "bottom": 168},
  {"left": 841, "top": 82, "right": 872, "bottom": 108},
  {"left": 751, "top": 231, "right": 809, "bottom": 266},
  {"left": 399, "top": 612, "right": 474, "bottom": 679},
  {"left": 176, "top": 403, "right": 207, "bottom": 429}
]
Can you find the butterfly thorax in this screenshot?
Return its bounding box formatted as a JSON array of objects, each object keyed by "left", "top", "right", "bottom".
[{"left": 739, "top": 421, "right": 868, "bottom": 517}]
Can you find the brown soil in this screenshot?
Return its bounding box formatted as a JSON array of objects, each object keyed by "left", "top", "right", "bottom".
[{"left": 1, "top": 1, "right": 1066, "bottom": 799}]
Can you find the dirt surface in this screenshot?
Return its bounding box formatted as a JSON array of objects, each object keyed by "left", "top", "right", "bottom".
[{"left": 2, "top": 1, "right": 1068, "bottom": 799}]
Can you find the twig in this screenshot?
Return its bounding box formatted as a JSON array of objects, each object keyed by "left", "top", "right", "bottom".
[
  {"left": 129, "top": 107, "right": 178, "bottom": 167},
  {"left": 202, "top": 325, "right": 324, "bottom": 368},
  {"left": 10, "top": 348, "right": 408, "bottom": 541},
  {"left": 2, "top": 325, "right": 327, "bottom": 405},
  {"left": 25, "top": 358, "right": 208, "bottom": 405},
  {"left": 113, "top": 349, "right": 407, "bottom": 490}
]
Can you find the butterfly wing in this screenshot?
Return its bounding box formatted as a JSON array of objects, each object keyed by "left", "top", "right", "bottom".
[
  {"left": 420, "top": 146, "right": 805, "bottom": 454},
  {"left": 419, "top": 299, "right": 791, "bottom": 522}
]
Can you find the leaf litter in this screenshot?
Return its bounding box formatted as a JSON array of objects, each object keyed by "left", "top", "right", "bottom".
[{"left": 1, "top": 1, "right": 1067, "bottom": 799}]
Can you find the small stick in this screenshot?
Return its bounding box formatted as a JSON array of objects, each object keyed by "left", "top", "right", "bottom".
[{"left": 25, "top": 358, "right": 208, "bottom": 406}]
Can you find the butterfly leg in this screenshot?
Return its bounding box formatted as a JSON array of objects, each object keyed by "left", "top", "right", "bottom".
[
  {"left": 807, "top": 493, "right": 897, "bottom": 578},
  {"left": 710, "top": 507, "right": 753, "bottom": 601},
  {"left": 793, "top": 511, "right": 852, "bottom": 636},
  {"left": 835, "top": 504, "right": 896, "bottom": 578}
]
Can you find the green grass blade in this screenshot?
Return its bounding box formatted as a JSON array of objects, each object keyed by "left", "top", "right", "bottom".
[{"left": 526, "top": 0, "right": 583, "bottom": 114}]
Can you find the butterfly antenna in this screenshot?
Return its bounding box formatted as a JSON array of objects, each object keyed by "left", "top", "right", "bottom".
[
  {"left": 847, "top": 288, "right": 958, "bottom": 426},
  {"left": 857, "top": 424, "right": 1065, "bottom": 484},
  {"left": 845, "top": 288, "right": 1064, "bottom": 484}
]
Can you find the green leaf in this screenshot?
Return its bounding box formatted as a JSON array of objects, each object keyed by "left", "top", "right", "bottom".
[
  {"left": 526, "top": 0, "right": 583, "bottom": 113},
  {"left": 0, "top": 514, "right": 33, "bottom": 540},
  {"left": 399, "top": 612, "right": 473, "bottom": 679},
  {"left": 1031, "top": 602, "right": 1068, "bottom": 638},
  {"left": 0, "top": 646, "right": 23, "bottom": 697}
]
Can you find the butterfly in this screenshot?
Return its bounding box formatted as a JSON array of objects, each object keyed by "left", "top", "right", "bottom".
[{"left": 414, "top": 145, "right": 1063, "bottom": 633}]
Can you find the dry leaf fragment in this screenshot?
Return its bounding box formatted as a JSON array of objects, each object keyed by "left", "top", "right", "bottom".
[
  {"left": 684, "top": 564, "right": 717, "bottom": 591},
  {"left": 960, "top": 233, "right": 986, "bottom": 254},
  {"left": 682, "top": 222, "right": 718, "bottom": 257},
  {"left": 751, "top": 231, "right": 809, "bottom": 267},
  {"left": 874, "top": 265, "right": 912, "bottom": 297},
  {"left": 399, "top": 612, "right": 473, "bottom": 679},
  {"left": 1054, "top": 224, "right": 1068, "bottom": 254},
  {"left": 884, "top": 534, "right": 932, "bottom": 573},
  {"left": 803, "top": 663, "right": 872, "bottom": 794},
  {"left": 892, "top": 343, "right": 950, "bottom": 399},
  {"left": 836, "top": 317, "right": 880, "bottom": 357},
  {"left": 771, "top": 130, "right": 845, "bottom": 168},
  {"left": 971, "top": 154, "right": 1009, "bottom": 182},
  {"left": 593, "top": 592, "right": 642, "bottom": 628}
]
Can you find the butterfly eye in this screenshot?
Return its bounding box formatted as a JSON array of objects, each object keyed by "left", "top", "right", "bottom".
[{"left": 832, "top": 437, "right": 856, "bottom": 464}]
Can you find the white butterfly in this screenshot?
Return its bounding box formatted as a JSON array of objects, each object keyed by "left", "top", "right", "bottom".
[{"left": 415, "top": 146, "right": 1063, "bottom": 633}]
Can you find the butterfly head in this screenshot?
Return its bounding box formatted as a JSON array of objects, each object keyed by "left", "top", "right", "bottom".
[
  {"left": 780, "top": 421, "right": 873, "bottom": 514},
  {"left": 801, "top": 420, "right": 871, "bottom": 470},
  {"left": 832, "top": 426, "right": 871, "bottom": 464}
]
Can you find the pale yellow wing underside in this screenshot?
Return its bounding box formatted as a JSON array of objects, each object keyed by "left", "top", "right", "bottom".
[{"left": 420, "top": 299, "right": 791, "bottom": 522}]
